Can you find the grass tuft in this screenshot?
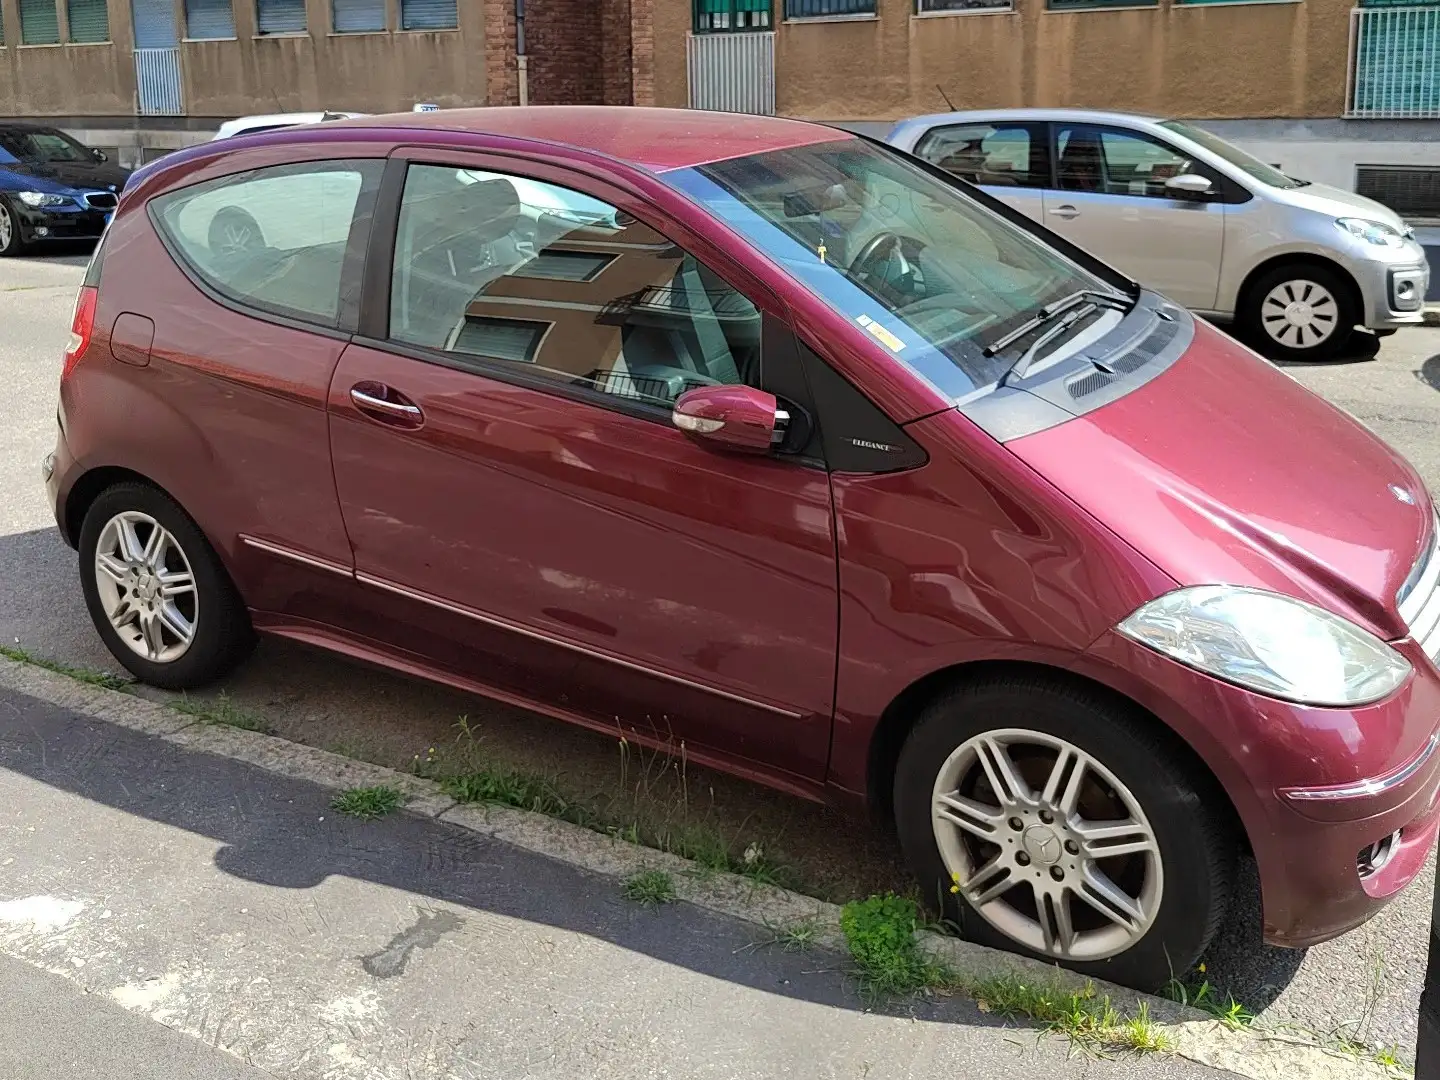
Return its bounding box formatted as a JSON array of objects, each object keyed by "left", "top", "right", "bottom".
[
  {"left": 622, "top": 868, "right": 676, "bottom": 907},
  {"left": 1162, "top": 977, "right": 1255, "bottom": 1030},
  {"left": 170, "top": 691, "right": 274, "bottom": 734},
  {"left": 0, "top": 644, "right": 131, "bottom": 692},
  {"left": 331, "top": 785, "right": 404, "bottom": 821}
]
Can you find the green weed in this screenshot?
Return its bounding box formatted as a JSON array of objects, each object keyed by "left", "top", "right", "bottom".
[
  {"left": 331, "top": 785, "right": 404, "bottom": 821},
  {"left": 0, "top": 644, "right": 131, "bottom": 692},
  {"left": 170, "top": 691, "right": 273, "bottom": 734},
  {"left": 622, "top": 869, "right": 676, "bottom": 907}
]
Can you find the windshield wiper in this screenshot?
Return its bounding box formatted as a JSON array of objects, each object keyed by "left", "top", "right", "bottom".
[{"left": 982, "top": 289, "right": 1131, "bottom": 361}]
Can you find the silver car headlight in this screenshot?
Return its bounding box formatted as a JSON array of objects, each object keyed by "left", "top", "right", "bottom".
[
  {"left": 15, "top": 191, "right": 72, "bottom": 208},
  {"left": 1118, "top": 586, "right": 1411, "bottom": 707},
  {"left": 1336, "top": 217, "right": 1409, "bottom": 250}
]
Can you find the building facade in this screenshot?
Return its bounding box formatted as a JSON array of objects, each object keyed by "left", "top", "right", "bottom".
[{"left": 0, "top": 0, "right": 1437, "bottom": 202}]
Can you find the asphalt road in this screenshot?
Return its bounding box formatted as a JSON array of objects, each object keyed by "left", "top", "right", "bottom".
[{"left": 0, "top": 245, "right": 1433, "bottom": 1064}]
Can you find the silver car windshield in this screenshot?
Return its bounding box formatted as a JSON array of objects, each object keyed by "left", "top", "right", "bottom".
[
  {"left": 662, "top": 138, "right": 1121, "bottom": 398},
  {"left": 1158, "top": 121, "right": 1305, "bottom": 190}
]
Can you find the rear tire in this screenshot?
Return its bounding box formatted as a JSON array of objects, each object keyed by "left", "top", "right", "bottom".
[
  {"left": 1240, "top": 262, "right": 1357, "bottom": 362},
  {"left": 893, "top": 675, "right": 1236, "bottom": 992},
  {"left": 78, "top": 482, "right": 255, "bottom": 690}
]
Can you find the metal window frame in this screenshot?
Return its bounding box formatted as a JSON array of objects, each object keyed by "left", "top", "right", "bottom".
[{"left": 783, "top": 0, "right": 875, "bottom": 19}]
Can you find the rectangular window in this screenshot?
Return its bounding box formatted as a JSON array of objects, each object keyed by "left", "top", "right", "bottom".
[
  {"left": 255, "top": 0, "right": 305, "bottom": 34},
  {"left": 917, "top": 0, "right": 1010, "bottom": 9},
  {"left": 784, "top": 0, "right": 873, "bottom": 17},
  {"left": 333, "top": 0, "right": 384, "bottom": 31},
  {"left": 1047, "top": 0, "right": 1154, "bottom": 9},
  {"left": 400, "top": 0, "right": 456, "bottom": 30},
  {"left": 185, "top": 0, "right": 235, "bottom": 38},
  {"left": 915, "top": 122, "right": 1050, "bottom": 187},
  {"left": 19, "top": 0, "right": 60, "bottom": 43},
  {"left": 66, "top": 0, "right": 109, "bottom": 41},
  {"left": 693, "top": 0, "right": 772, "bottom": 32}
]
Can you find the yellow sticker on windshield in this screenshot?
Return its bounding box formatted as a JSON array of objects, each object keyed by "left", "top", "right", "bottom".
[{"left": 857, "top": 315, "right": 905, "bottom": 353}]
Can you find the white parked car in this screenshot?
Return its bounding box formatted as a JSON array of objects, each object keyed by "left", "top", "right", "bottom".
[
  {"left": 211, "top": 111, "right": 366, "bottom": 141},
  {"left": 886, "top": 109, "right": 1430, "bottom": 361}
]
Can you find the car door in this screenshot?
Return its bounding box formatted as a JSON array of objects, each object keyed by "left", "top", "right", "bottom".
[
  {"left": 911, "top": 120, "right": 1049, "bottom": 222},
  {"left": 1043, "top": 123, "right": 1225, "bottom": 311},
  {"left": 326, "top": 152, "right": 839, "bottom": 782}
]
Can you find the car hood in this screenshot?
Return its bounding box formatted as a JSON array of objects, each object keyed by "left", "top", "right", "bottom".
[
  {"left": 1006, "top": 321, "right": 1430, "bottom": 639},
  {"left": 0, "top": 159, "right": 129, "bottom": 194},
  {"left": 1281, "top": 180, "right": 1408, "bottom": 232}
]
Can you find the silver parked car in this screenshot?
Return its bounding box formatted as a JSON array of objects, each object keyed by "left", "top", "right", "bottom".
[{"left": 886, "top": 109, "right": 1430, "bottom": 361}]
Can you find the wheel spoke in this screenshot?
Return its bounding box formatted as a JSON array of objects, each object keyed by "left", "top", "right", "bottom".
[
  {"left": 962, "top": 854, "right": 1013, "bottom": 907},
  {"left": 159, "top": 569, "right": 195, "bottom": 597},
  {"left": 1038, "top": 890, "right": 1077, "bottom": 956},
  {"left": 1040, "top": 745, "right": 1086, "bottom": 817},
  {"left": 935, "top": 791, "right": 1004, "bottom": 839},
  {"left": 157, "top": 601, "right": 195, "bottom": 645},
  {"left": 96, "top": 553, "right": 131, "bottom": 585},
  {"left": 139, "top": 612, "right": 164, "bottom": 659},
  {"left": 142, "top": 526, "right": 166, "bottom": 569},
  {"left": 108, "top": 597, "right": 138, "bottom": 627},
  {"left": 1074, "top": 818, "right": 1157, "bottom": 860},
  {"left": 1075, "top": 864, "right": 1147, "bottom": 933},
  {"left": 975, "top": 737, "right": 1031, "bottom": 809},
  {"left": 116, "top": 517, "right": 146, "bottom": 563}
]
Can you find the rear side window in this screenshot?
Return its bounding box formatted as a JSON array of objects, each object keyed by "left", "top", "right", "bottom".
[
  {"left": 914, "top": 122, "right": 1050, "bottom": 190},
  {"left": 150, "top": 159, "right": 382, "bottom": 328}
]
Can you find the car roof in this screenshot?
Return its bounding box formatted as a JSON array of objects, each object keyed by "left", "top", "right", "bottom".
[
  {"left": 320, "top": 106, "right": 851, "bottom": 172},
  {"left": 888, "top": 107, "right": 1170, "bottom": 133}
]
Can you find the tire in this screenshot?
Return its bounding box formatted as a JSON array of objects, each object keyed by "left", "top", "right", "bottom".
[
  {"left": 1373, "top": 328, "right": 1399, "bottom": 339},
  {"left": 0, "top": 197, "right": 26, "bottom": 257},
  {"left": 893, "top": 674, "right": 1235, "bottom": 992},
  {"left": 78, "top": 482, "right": 255, "bottom": 690},
  {"left": 207, "top": 207, "right": 265, "bottom": 257},
  {"left": 1239, "top": 262, "right": 1358, "bottom": 362}
]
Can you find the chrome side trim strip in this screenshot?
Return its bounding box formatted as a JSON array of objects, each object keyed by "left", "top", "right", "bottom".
[
  {"left": 1283, "top": 731, "right": 1440, "bottom": 802},
  {"left": 355, "top": 571, "right": 804, "bottom": 720},
  {"left": 239, "top": 535, "right": 354, "bottom": 579}
]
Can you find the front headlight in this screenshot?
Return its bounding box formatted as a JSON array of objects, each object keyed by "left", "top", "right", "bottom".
[
  {"left": 1118, "top": 586, "right": 1411, "bottom": 707},
  {"left": 1336, "top": 217, "right": 1409, "bottom": 249},
  {"left": 15, "top": 191, "right": 72, "bottom": 208}
]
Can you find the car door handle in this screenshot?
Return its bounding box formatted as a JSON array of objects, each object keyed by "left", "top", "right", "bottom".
[
  {"left": 1048, "top": 204, "right": 1080, "bottom": 220},
  {"left": 349, "top": 383, "right": 424, "bottom": 429}
]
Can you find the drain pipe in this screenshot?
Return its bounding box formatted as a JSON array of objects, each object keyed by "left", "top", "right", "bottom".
[{"left": 515, "top": 0, "right": 529, "bottom": 106}]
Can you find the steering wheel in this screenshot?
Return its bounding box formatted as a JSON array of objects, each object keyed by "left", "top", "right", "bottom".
[{"left": 849, "top": 231, "right": 926, "bottom": 305}]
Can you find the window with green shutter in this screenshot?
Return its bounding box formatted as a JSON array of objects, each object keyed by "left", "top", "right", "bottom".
[
  {"left": 19, "top": 0, "right": 60, "bottom": 43},
  {"left": 1047, "top": 0, "right": 1154, "bottom": 9},
  {"left": 67, "top": 0, "right": 109, "bottom": 42},
  {"left": 186, "top": 0, "right": 236, "bottom": 38},
  {"left": 334, "top": 0, "right": 385, "bottom": 31},
  {"left": 255, "top": 0, "right": 305, "bottom": 34},
  {"left": 694, "top": 0, "right": 771, "bottom": 32}
]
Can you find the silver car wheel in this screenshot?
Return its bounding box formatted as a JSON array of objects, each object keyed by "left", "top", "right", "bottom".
[
  {"left": 931, "top": 728, "right": 1163, "bottom": 961},
  {"left": 0, "top": 202, "right": 12, "bottom": 250},
  {"left": 93, "top": 511, "right": 199, "bottom": 664},
  {"left": 1261, "top": 278, "right": 1340, "bottom": 350}
]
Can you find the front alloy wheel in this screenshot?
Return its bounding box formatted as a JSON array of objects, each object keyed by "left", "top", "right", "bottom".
[
  {"left": 93, "top": 511, "right": 199, "bottom": 664},
  {"left": 0, "top": 199, "right": 23, "bottom": 257},
  {"left": 894, "top": 676, "right": 1235, "bottom": 991}
]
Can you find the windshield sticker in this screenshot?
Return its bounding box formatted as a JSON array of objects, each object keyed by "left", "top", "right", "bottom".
[{"left": 857, "top": 314, "right": 906, "bottom": 353}]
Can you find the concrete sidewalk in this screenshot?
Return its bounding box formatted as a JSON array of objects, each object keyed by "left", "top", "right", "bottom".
[{"left": 0, "top": 684, "right": 1247, "bottom": 1080}]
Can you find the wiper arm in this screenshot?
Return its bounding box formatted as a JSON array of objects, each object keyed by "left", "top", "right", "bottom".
[
  {"left": 1000, "top": 304, "right": 1096, "bottom": 387},
  {"left": 982, "top": 289, "right": 1131, "bottom": 359}
]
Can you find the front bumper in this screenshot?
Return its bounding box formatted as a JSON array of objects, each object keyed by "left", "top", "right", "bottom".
[
  {"left": 1082, "top": 631, "right": 1440, "bottom": 948},
  {"left": 1354, "top": 248, "right": 1431, "bottom": 330},
  {"left": 12, "top": 200, "right": 112, "bottom": 243}
]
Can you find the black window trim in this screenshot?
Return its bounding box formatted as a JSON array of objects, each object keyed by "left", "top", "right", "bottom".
[
  {"left": 145, "top": 155, "right": 385, "bottom": 340},
  {"left": 355, "top": 154, "right": 825, "bottom": 467}
]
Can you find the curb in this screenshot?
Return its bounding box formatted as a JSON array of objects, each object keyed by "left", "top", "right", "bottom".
[{"left": 0, "top": 657, "right": 1401, "bottom": 1080}]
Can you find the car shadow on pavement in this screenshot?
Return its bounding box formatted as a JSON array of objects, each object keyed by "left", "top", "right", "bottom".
[
  {"left": 1417, "top": 355, "right": 1440, "bottom": 393},
  {"left": 0, "top": 686, "right": 1018, "bottom": 1031},
  {"left": 1271, "top": 329, "right": 1385, "bottom": 370}
]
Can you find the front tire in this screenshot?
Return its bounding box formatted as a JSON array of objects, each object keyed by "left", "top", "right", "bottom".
[
  {"left": 79, "top": 482, "right": 255, "bottom": 690},
  {"left": 0, "top": 198, "right": 26, "bottom": 257},
  {"left": 893, "top": 675, "right": 1236, "bottom": 991},
  {"left": 1240, "top": 263, "right": 1357, "bottom": 362}
]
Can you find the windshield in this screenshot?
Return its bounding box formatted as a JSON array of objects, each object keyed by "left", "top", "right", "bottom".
[
  {"left": 661, "top": 138, "right": 1117, "bottom": 397},
  {"left": 1158, "top": 121, "right": 1304, "bottom": 189},
  {"left": 0, "top": 128, "right": 90, "bottom": 164}
]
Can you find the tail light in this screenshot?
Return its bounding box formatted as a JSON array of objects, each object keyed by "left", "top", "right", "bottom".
[{"left": 61, "top": 286, "right": 98, "bottom": 383}]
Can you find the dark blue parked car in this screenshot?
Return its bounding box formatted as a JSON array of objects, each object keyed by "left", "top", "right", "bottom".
[{"left": 0, "top": 124, "right": 130, "bottom": 256}]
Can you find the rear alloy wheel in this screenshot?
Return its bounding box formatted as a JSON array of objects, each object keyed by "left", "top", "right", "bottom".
[
  {"left": 894, "top": 677, "right": 1235, "bottom": 991},
  {"left": 79, "top": 483, "right": 254, "bottom": 689},
  {"left": 0, "top": 198, "right": 25, "bottom": 257},
  {"left": 1241, "top": 263, "right": 1357, "bottom": 362}
]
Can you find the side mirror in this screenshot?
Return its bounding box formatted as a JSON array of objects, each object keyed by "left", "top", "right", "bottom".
[
  {"left": 672, "top": 385, "right": 786, "bottom": 454},
  {"left": 1165, "top": 173, "right": 1213, "bottom": 197},
  {"left": 91, "top": 148, "right": 107, "bottom": 163}
]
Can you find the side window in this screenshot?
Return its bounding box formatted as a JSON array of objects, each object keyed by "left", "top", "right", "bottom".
[
  {"left": 388, "top": 163, "right": 763, "bottom": 412},
  {"left": 913, "top": 122, "right": 1049, "bottom": 190},
  {"left": 151, "top": 159, "right": 382, "bottom": 327},
  {"left": 1056, "top": 125, "right": 1213, "bottom": 199}
]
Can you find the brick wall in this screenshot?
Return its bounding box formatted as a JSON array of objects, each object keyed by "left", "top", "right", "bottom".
[
  {"left": 601, "top": 0, "right": 633, "bottom": 107},
  {"left": 483, "top": 0, "right": 651, "bottom": 109},
  {"left": 630, "top": 0, "right": 655, "bottom": 107},
  {"left": 528, "top": 0, "right": 604, "bottom": 105},
  {"left": 483, "top": 0, "right": 518, "bottom": 106}
]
